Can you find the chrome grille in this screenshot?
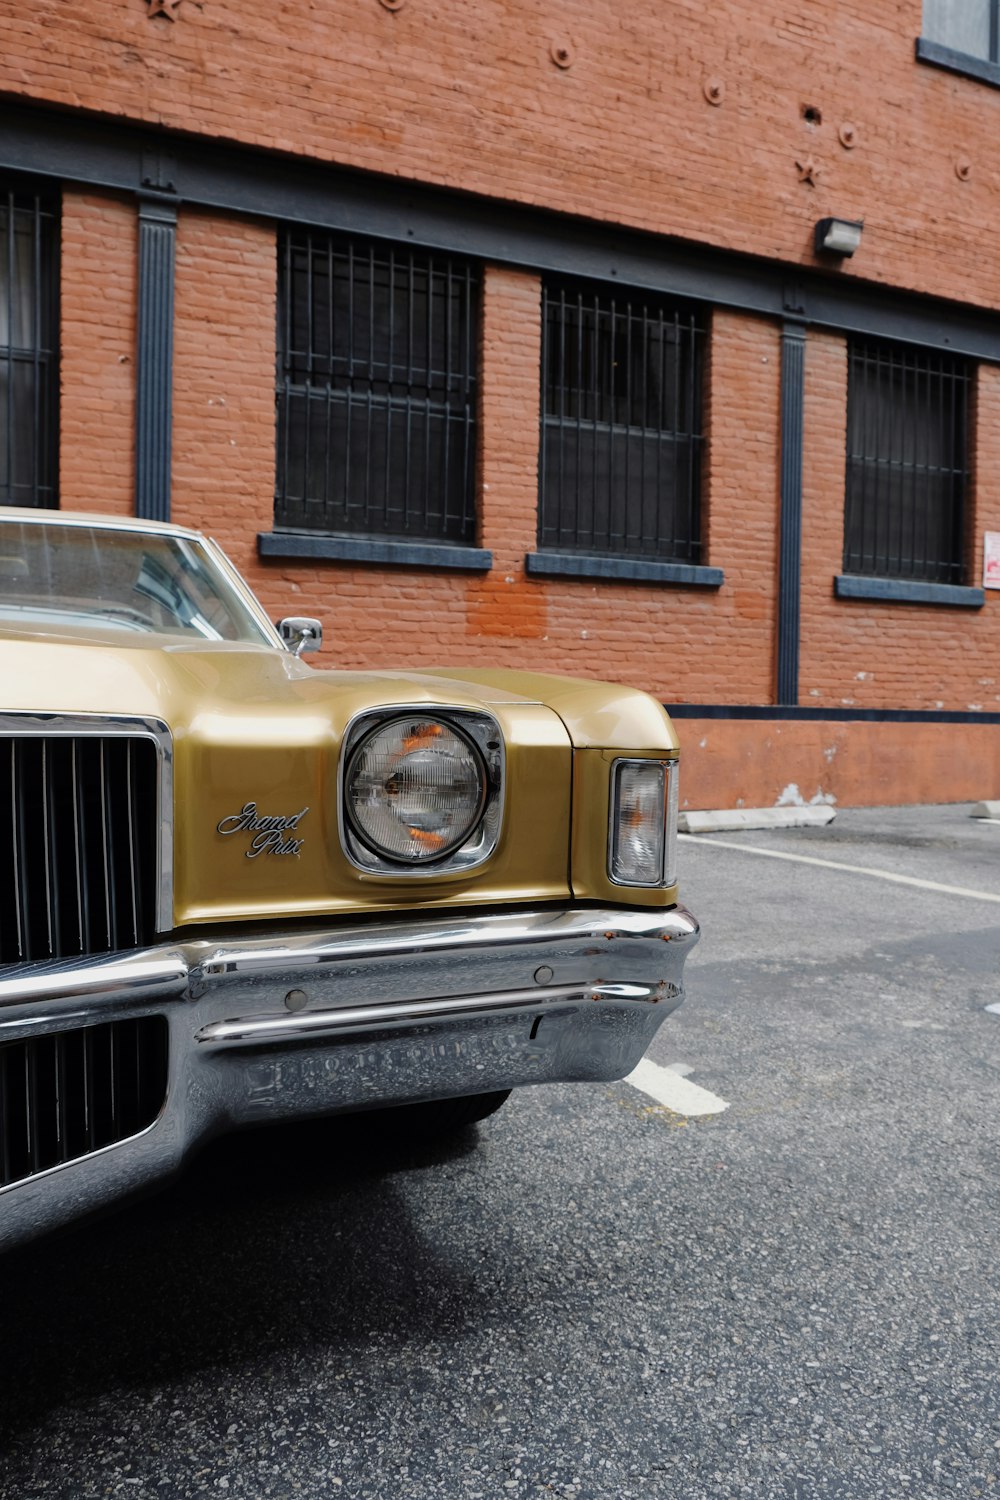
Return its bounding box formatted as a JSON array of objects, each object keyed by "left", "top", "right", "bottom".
[
  {"left": 0, "top": 1017, "right": 169, "bottom": 1189},
  {"left": 1, "top": 734, "right": 160, "bottom": 964}
]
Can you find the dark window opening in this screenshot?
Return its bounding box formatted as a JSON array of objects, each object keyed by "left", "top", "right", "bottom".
[
  {"left": 1, "top": 180, "right": 59, "bottom": 509},
  {"left": 844, "top": 338, "right": 970, "bottom": 585},
  {"left": 538, "top": 279, "right": 705, "bottom": 562},
  {"left": 922, "top": 0, "right": 999, "bottom": 63},
  {"left": 275, "top": 229, "right": 480, "bottom": 545}
]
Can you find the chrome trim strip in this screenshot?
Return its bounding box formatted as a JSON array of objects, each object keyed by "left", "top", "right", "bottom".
[
  {"left": 196, "top": 903, "right": 696, "bottom": 977},
  {"left": 0, "top": 510, "right": 207, "bottom": 539},
  {"left": 0, "top": 710, "right": 174, "bottom": 932},
  {"left": 0, "top": 953, "right": 188, "bottom": 1011},
  {"left": 195, "top": 980, "right": 662, "bottom": 1046}
]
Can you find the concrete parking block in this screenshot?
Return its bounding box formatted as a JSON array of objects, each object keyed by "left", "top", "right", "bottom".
[{"left": 679, "top": 805, "right": 837, "bottom": 834}]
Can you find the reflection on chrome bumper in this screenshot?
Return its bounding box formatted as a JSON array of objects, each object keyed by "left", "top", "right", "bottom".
[{"left": 0, "top": 903, "right": 698, "bottom": 1249}]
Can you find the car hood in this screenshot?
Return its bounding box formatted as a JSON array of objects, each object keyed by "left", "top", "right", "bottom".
[{"left": 0, "top": 633, "right": 677, "bottom": 751}]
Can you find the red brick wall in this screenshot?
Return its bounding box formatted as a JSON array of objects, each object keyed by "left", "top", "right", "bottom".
[
  {"left": 222, "top": 279, "right": 784, "bottom": 699},
  {"left": 469, "top": 267, "right": 546, "bottom": 648},
  {"left": 700, "top": 310, "right": 781, "bottom": 703},
  {"left": 165, "top": 262, "right": 780, "bottom": 700},
  {"left": 170, "top": 207, "right": 276, "bottom": 586},
  {"left": 59, "top": 190, "right": 136, "bottom": 516},
  {"left": 678, "top": 717, "right": 1000, "bottom": 811},
  {"left": 5, "top": 2, "right": 1000, "bottom": 315}
]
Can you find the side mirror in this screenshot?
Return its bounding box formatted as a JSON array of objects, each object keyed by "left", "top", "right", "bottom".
[{"left": 277, "top": 617, "right": 323, "bottom": 657}]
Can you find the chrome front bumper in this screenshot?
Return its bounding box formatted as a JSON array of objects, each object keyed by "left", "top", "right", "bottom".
[{"left": 0, "top": 903, "right": 698, "bottom": 1249}]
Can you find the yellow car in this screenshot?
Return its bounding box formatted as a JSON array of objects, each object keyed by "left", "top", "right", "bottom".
[{"left": 0, "top": 508, "right": 699, "bottom": 1248}]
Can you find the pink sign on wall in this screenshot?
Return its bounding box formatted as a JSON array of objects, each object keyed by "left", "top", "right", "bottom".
[{"left": 985, "top": 533, "right": 1000, "bottom": 590}]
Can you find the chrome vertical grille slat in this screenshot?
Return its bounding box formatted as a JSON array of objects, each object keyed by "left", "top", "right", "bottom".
[
  {"left": 70, "top": 738, "right": 86, "bottom": 950},
  {"left": 9, "top": 743, "right": 25, "bottom": 960},
  {"left": 0, "top": 1018, "right": 169, "bottom": 1190},
  {"left": 41, "top": 738, "right": 55, "bottom": 956},
  {"left": 125, "top": 741, "right": 141, "bottom": 942},
  {"left": 0, "top": 734, "right": 159, "bottom": 965},
  {"left": 99, "top": 738, "right": 113, "bottom": 952}
]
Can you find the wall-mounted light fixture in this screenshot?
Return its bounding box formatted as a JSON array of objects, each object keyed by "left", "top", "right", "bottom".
[{"left": 814, "top": 217, "right": 863, "bottom": 257}]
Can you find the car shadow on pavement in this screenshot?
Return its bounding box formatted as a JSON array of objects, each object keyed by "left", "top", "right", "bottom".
[{"left": 0, "top": 1112, "right": 493, "bottom": 1444}]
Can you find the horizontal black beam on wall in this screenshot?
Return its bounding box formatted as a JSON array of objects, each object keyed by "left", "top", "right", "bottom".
[
  {"left": 525, "top": 552, "right": 723, "bottom": 587},
  {"left": 664, "top": 703, "right": 1000, "bottom": 725},
  {"left": 258, "top": 532, "right": 493, "bottom": 572},
  {"left": 5, "top": 102, "right": 1000, "bottom": 364}
]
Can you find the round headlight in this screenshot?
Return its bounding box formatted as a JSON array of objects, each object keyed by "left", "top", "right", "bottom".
[{"left": 345, "top": 716, "right": 487, "bottom": 864}]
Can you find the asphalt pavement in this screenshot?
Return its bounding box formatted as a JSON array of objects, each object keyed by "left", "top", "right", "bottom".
[{"left": 1, "top": 803, "right": 998, "bottom": 1499}]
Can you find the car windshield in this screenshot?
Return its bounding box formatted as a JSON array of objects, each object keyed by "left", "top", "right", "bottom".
[{"left": 0, "top": 518, "right": 274, "bottom": 644}]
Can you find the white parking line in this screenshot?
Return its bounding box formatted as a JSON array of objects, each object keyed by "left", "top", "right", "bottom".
[
  {"left": 678, "top": 833, "right": 1000, "bottom": 905},
  {"left": 625, "top": 1057, "right": 730, "bottom": 1116}
]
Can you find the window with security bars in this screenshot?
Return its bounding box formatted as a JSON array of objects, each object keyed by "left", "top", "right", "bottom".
[
  {"left": 275, "top": 230, "right": 480, "bottom": 544},
  {"left": 539, "top": 280, "right": 705, "bottom": 562},
  {"left": 1, "top": 181, "right": 59, "bottom": 509},
  {"left": 844, "top": 339, "right": 970, "bottom": 585},
  {"left": 922, "top": 0, "right": 999, "bottom": 64}
]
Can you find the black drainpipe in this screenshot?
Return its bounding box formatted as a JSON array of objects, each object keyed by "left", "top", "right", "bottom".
[{"left": 135, "top": 152, "right": 178, "bottom": 522}]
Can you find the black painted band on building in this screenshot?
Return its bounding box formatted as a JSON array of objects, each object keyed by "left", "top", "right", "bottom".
[
  {"left": 4, "top": 104, "right": 1000, "bottom": 365},
  {"left": 664, "top": 703, "right": 1000, "bottom": 725}
]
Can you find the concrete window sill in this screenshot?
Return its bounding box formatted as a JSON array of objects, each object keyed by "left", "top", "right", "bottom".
[
  {"left": 258, "top": 532, "right": 493, "bottom": 572},
  {"left": 525, "top": 551, "right": 724, "bottom": 587},
  {"left": 916, "top": 36, "right": 1000, "bottom": 90},
  {"left": 835, "top": 574, "right": 985, "bottom": 608}
]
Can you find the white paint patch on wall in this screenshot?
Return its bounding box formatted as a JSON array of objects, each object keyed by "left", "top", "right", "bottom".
[{"left": 776, "top": 783, "right": 837, "bottom": 808}]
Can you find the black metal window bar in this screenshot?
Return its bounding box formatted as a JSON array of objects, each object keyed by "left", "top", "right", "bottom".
[
  {"left": 922, "top": 0, "right": 999, "bottom": 63},
  {"left": 844, "top": 339, "right": 970, "bottom": 585},
  {"left": 275, "top": 229, "right": 480, "bottom": 544},
  {"left": 539, "top": 279, "right": 705, "bottom": 561},
  {"left": 1, "top": 180, "right": 59, "bottom": 509}
]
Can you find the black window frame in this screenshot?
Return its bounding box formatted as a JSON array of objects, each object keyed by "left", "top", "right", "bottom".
[
  {"left": 917, "top": 0, "right": 1000, "bottom": 89},
  {"left": 536, "top": 276, "right": 707, "bottom": 577},
  {"left": 1, "top": 176, "right": 59, "bottom": 510},
  {"left": 273, "top": 226, "right": 481, "bottom": 551},
  {"left": 842, "top": 336, "right": 972, "bottom": 589}
]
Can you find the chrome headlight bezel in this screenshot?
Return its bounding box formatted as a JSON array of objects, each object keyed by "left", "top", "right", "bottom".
[
  {"left": 339, "top": 707, "right": 505, "bottom": 877},
  {"left": 607, "top": 756, "right": 679, "bottom": 889}
]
